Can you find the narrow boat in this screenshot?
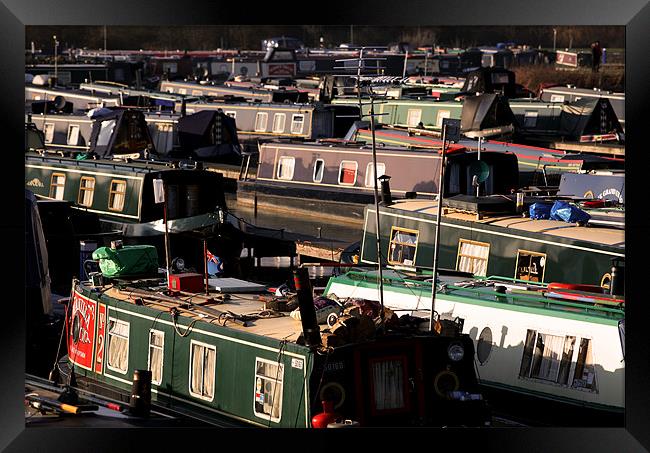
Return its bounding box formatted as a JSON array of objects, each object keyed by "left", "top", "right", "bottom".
[
  {"left": 57, "top": 267, "right": 490, "bottom": 427},
  {"left": 356, "top": 196, "right": 624, "bottom": 287},
  {"left": 237, "top": 140, "right": 519, "bottom": 223},
  {"left": 324, "top": 269, "right": 625, "bottom": 424},
  {"left": 349, "top": 124, "right": 624, "bottom": 187}
]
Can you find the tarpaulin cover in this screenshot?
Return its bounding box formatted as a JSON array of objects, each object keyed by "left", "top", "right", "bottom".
[
  {"left": 460, "top": 93, "right": 517, "bottom": 131},
  {"left": 529, "top": 202, "right": 553, "bottom": 220},
  {"left": 550, "top": 200, "right": 591, "bottom": 224},
  {"left": 92, "top": 245, "right": 159, "bottom": 277},
  {"left": 559, "top": 98, "right": 623, "bottom": 139}
]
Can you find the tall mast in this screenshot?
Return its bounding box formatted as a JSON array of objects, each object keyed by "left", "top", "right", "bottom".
[
  {"left": 369, "top": 95, "right": 385, "bottom": 320},
  {"left": 429, "top": 119, "right": 460, "bottom": 331}
]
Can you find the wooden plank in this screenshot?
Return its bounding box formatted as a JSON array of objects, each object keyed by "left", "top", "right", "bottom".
[{"left": 549, "top": 142, "right": 625, "bottom": 156}]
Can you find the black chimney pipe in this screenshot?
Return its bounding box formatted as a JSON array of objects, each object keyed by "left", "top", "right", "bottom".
[
  {"left": 610, "top": 258, "right": 624, "bottom": 297},
  {"left": 293, "top": 268, "right": 321, "bottom": 348},
  {"left": 129, "top": 369, "right": 152, "bottom": 417},
  {"left": 379, "top": 175, "right": 392, "bottom": 205}
]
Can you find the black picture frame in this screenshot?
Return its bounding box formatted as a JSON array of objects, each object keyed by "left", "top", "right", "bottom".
[{"left": 4, "top": 1, "right": 649, "bottom": 451}]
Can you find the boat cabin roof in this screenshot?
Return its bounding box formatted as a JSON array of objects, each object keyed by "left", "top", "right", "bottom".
[
  {"left": 89, "top": 281, "right": 306, "bottom": 343},
  {"left": 383, "top": 199, "right": 625, "bottom": 248}
]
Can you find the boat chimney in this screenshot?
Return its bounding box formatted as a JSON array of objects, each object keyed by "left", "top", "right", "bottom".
[
  {"left": 378, "top": 175, "right": 392, "bottom": 205},
  {"left": 293, "top": 268, "right": 321, "bottom": 348},
  {"left": 610, "top": 258, "right": 624, "bottom": 296},
  {"left": 129, "top": 369, "right": 152, "bottom": 417}
]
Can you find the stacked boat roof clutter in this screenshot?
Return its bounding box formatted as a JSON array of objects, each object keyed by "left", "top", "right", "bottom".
[{"left": 24, "top": 36, "right": 625, "bottom": 428}]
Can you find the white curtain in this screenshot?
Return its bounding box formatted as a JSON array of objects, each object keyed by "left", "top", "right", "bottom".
[
  {"left": 533, "top": 333, "right": 565, "bottom": 381},
  {"left": 108, "top": 321, "right": 129, "bottom": 372},
  {"left": 110, "top": 181, "right": 126, "bottom": 210},
  {"left": 372, "top": 360, "right": 405, "bottom": 411},
  {"left": 458, "top": 242, "right": 489, "bottom": 276},
  {"left": 191, "top": 344, "right": 204, "bottom": 395},
  {"left": 149, "top": 331, "right": 163, "bottom": 384},
  {"left": 255, "top": 360, "right": 283, "bottom": 419},
  {"left": 203, "top": 347, "right": 216, "bottom": 399}
]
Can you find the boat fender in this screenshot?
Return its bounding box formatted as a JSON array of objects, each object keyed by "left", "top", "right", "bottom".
[
  {"left": 434, "top": 369, "right": 460, "bottom": 398},
  {"left": 311, "top": 400, "right": 339, "bottom": 428}
]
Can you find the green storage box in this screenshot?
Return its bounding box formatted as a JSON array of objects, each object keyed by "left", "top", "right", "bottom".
[{"left": 92, "top": 245, "right": 159, "bottom": 278}]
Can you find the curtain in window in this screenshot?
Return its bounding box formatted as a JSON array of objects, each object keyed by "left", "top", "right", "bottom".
[
  {"left": 191, "top": 344, "right": 204, "bottom": 395},
  {"left": 80, "top": 179, "right": 94, "bottom": 206},
  {"left": 291, "top": 116, "right": 304, "bottom": 134},
  {"left": 110, "top": 182, "right": 126, "bottom": 210},
  {"left": 108, "top": 335, "right": 128, "bottom": 372},
  {"left": 149, "top": 331, "right": 163, "bottom": 384},
  {"left": 277, "top": 158, "right": 294, "bottom": 180},
  {"left": 372, "top": 359, "right": 405, "bottom": 411},
  {"left": 572, "top": 339, "right": 597, "bottom": 391},
  {"left": 557, "top": 336, "right": 576, "bottom": 385},
  {"left": 458, "top": 242, "right": 489, "bottom": 276},
  {"left": 531, "top": 333, "right": 565, "bottom": 381},
  {"left": 203, "top": 347, "right": 215, "bottom": 398}
]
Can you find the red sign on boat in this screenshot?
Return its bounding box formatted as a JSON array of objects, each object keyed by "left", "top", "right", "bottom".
[
  {"left": 95, "top": 304, "right": 106, "bottom": 373},
  {"left": 68, "top": 291, "right": 97, "bottom": 371}
]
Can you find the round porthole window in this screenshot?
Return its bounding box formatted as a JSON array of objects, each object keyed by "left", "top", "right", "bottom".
[{"left": 476, "top": 327, "right": 493, "bottom": 365}]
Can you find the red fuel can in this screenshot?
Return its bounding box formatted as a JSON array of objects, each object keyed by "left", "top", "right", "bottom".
[{"left": 168, "top": 273, "right": 204, "bottom": 293}]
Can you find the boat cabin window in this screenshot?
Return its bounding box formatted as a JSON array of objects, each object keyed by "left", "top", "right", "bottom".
[
  {"left": 106, "top": 318, "right": 130, "bottom": 374},
  {"left": 519, "top": 329, "right": 590, "bottom": 389},
  {"left": 521, "top": 331, "right": 575, "bottom": 384},
  {"left": 291, "top": 114, "right": 305, "bottom": 134},
  {"left": 67, "top": 124, "right": 80, "bottom": 146},
  {"left": 272, "top": 113, "right": 286, "bottom": 133},
  {"left": 49, "top": 173, "right": 66, "bottom": 200},
  {"left": 276, "top": 156, "right": 295, "bottom": 180},
  {"left": 253, "top": 357, "right": 284, "bottom": 423},
  {"left": 515, "top": 250, "right": 546, "bottom": 282},
  {"left": 77, "top": 176, "right": 95, "bottom": 207},
  {"left": 148, "top": 330, "right": 164, "bottom": 386},
  {"left": 436, "top": 110, "right": 451, "bottom": 128},
  {"left": 456, "top": 239, "right": 490, "bottom": 276},
  {"left": 524, "top": 111, "right": 538, "bottom": 128},
  {"left": 313, "top": 158, "right": 325, "bottom": 183},
  {"left": 338, "top": 160, "right": 358, "bottom": 186},
  {"left": 225, "top": 111, "right": 236, "bottom": 119},
  {"left": 108, "top": 180, "right": 127, "bottom": 212},
  {"left": 406, "top": 109, "right": 422, "bottom": 128},
  {"left": 388, "top": 227, "right": 419, "bottom": 267},
  {"left": 255, "top": 112, "right": 269, "bottom": 132},
  {"left": 178, "top": 88, "right": 187, "bottom": 95},
  {"left": 550, "top": 94, "right": 565, "bottom": 103},
  {"left": 365, "top": 162, "right": 386, "bottom": 187},
  {"left": 96, "top": 119, "right": 116, "bottom": 147},
  {"left": 192, "top": 90, "right": 203, "bottom": 96},
  {"left": 369, "top": 356, "right": 409, "bottom": 414},
  {"left": 43, "top": 123, "right": 55, "bottom": 144},
  {"left": 189, "top": 341, "right": 216, "bottom": 401},
  {"left": 572, "top": 338, "right": 597, "bottom": 392}
]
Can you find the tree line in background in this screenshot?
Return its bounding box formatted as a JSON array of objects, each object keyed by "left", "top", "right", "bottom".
[{"left": 26, "top": 25, "right": 624, "bottom": 52}]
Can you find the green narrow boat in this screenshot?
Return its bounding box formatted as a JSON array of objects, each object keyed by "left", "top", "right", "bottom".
[{"left": 59, "top": 268, "right": 490, "bottom": 427}]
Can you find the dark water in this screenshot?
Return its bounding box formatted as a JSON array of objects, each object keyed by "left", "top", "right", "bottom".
[{"left": 225, "top": 194, "right": 363, "bottom": 246}]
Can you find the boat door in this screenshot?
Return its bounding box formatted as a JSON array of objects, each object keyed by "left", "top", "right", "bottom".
[{"left": 352, "top": 340, "right": 425, "bottom": 426}]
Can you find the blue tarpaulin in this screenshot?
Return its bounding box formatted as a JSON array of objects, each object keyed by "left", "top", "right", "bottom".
[
  {"left": 529, "top": 202, "right": 553, "bottom": 220},
  {"left": 550, "top": 200, "right": 591, "bottom": 224}
]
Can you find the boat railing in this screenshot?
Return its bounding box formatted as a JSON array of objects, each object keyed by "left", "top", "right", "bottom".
[{"left": 341, "top": 270, "right": 624, "bottom": 319}]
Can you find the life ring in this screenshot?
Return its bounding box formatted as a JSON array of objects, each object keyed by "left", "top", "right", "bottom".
[
  {"left": 320, "top": 382, "right": 346, "bottom": 410},
  {"left": 433, "top": 370, "right": 459, "bottom": 398}
]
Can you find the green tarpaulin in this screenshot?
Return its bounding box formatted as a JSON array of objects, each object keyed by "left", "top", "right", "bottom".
[{"left": 92, "top": 245, "right": 159, "bottom": 278}]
